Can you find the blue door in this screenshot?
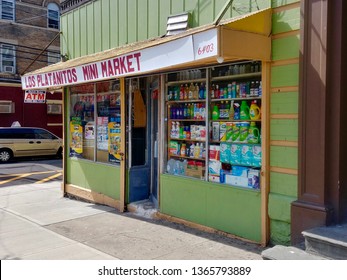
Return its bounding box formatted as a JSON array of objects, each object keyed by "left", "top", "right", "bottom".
[{"left": 127, "top": 78, "right": 151, "bottom": 203}]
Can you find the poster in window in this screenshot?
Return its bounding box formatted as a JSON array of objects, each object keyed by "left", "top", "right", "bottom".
[
  {"left": 97, "top": 117, "right": 108, "bottom": 150},
  {"left": 108, "top": 116, "right": 121, "bottom": 163},
  {"left": 70, "top": 117, "right": 83, "bottom": 157}
]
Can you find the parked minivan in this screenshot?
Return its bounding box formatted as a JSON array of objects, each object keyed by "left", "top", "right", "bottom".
[{"left": 0, "top": 127, "right": 62, "bottom": 162}]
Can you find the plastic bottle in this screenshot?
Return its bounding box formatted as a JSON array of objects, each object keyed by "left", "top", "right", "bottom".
[
  {"left": 199, "top": 143, "right": 204, "bottom": 158},
  {"left": 247, "top": 122, "right": 260, "bottom": 144},
  {"left": 188, "top": 83, "right": 194, "bottom": 99},
  {"left": 215, "top": 84, "right": 220, "bottom": 99},
  {"left": 210, "top": 84, "right": 215, "bottom": 99},
  {"left": 212, "top": 105, "right": 219, "bottom": 120},
  {"left": 186, "top": 126, "right": 191, "bottom": 139},
  {"left": 194, "top": 143, "right": 200, "bottom": 158},
  {"left": 170, "top": 122, "right": 175, "bottom": 138},
  {"left": 199, "top": 83, "right": 205, "bottom": 99},
  {"left": 181, "top": 143, "right": 186, "bottom": 156},
  {"left": 229, "top": 100, "right": 235, "bottom": 119},
  {"left": 180, "top": 85, "right": 184, "bottom": 100},
  {"left": 240, "top": 100, "right": 250, "bottom": 120},
  {"left": 234, "top": 103, "right": 240, "bottom": 120},
  {"left": 250, "top": 100, "right": 261, "bottom": 120},
  {"left": 184, "top": 84, "right": 189, "bottom": 100},
  {"left": 190, "top": 143, "right": 195, "bottom": 157},
  {"left": 225, "top": 101, "right": 230, "bottom": 119}
]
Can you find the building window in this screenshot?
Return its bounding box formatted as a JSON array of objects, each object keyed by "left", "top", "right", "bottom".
[
  {"left": 47, "top": 51, "right": 60, "bottom": 65},
  {"left": 47, "top": 3, "right": 60, "bottom": 29},
  {"left": 0, "top": 0, "right": 15, "bottom": 21},
  {"left": 0, "top": 44, "right": 15, "bottom": 74}
]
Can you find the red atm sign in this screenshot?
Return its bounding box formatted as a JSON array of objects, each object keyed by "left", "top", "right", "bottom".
[{"left": 24, "top": 90, "right": 46, "bottom": 103}]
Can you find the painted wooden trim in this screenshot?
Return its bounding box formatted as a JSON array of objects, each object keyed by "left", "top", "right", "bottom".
[
  {"left": 261, "top": 61, "right": 271, "bottom": 246},
  {"left": 273, "top": 2, "right": 300, "bottom": 13},
  {"left": 62, "top": 87, "right": 66, "bottom": 194},
  {"left": 47, "top": 123, "right": 63, "bottom": 126},
  {"left": 271, "top": 140, "right": 298, "bottom": 147},
  {"left": 155, "top": 212, "right": 261, "bottom": 246},
  {"left": 271, "top": 114, "right": 298, "bottom": 119},
  {"left": 65, "top": 184, "right": 121, "bottom": 210},
  {"left": 270, "top": 166, "right": 298, "bottom": 175},
  {"left": 272, "top": 30, "right": 300, "bottom": 40},
  {"left": 271, "top": 86, "right": 299, "bottom": 93},
  {"left": 120, "top": 78, "right": 126, "bottom": 212},
  {"left": 272, "top": 58, "right": 299, "bottom": 67}
]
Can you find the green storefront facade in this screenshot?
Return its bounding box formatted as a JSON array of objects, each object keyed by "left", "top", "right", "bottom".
[{"left": 23, "top": 0, "right": 305, "bottom": 246}]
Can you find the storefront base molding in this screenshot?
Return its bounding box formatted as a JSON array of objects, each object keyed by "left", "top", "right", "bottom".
[
  {"left": 156, "top": 212, "right": 261, "bottom": 246},
  {"left": 64, "top": 184, "right": 121, "bottom": 210}
]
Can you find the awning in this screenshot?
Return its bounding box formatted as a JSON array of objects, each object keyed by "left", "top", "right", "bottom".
[{"left": 21, "top": 8, "right": 271, "bottom": 90}]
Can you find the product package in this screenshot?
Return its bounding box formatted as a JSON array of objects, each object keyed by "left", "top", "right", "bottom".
[
  {"left": 229, "top": 144, "right": 241, "bottom": 164},
  {"left": 240, "top": 144, "right": 253, "bottom": 166},
  {"left": 220, "top": 142, "right": 230, "bottom": 163}
]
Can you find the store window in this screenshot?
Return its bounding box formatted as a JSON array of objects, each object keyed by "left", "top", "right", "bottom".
[
  {"left": 165, "top": 61, "right": 262, "bottom": 190},
  {"left": 0, "top": 0, "right": 15, "bottom": 21},
  {"left": 0, "top": 44, "right": 15, "bottom": 73},
  {"left": 69, "top": 80, "right": 121, "bottom": 165},
  {"left": 47, "top": 3, "right": 60, "bottom": 29}
]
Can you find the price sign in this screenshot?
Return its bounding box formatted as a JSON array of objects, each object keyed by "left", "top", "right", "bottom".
[{"left": 193, "top": 28, "right": 218, "bottom": 60}]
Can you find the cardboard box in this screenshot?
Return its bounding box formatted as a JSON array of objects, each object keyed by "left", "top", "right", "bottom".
[
  {"left": 209, "top": 175, "right": 220, "bottom": 183},
  {"left": 209, "top": 145, "right": 220, "bottom": 161},
  {"left": 208, "top": 160, "right": 221, "bottom": 175},
  {"left": 225, "top": 174, "right": 249, "bottom": 188},
  {"left": 186, "top": 163, "right": 205, "bottom": 179}
]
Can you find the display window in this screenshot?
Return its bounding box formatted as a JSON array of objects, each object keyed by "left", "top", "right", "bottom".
[
  {"left": 165, "top": 61, "right": 263, "bottom": 190},
  {"left": 69, "top": 80, "right": 121, "bottom": 164}
]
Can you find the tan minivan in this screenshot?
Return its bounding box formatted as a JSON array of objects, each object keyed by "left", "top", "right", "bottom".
[{"left": 0, "top": 127, "right": 62, "bottom": 162}]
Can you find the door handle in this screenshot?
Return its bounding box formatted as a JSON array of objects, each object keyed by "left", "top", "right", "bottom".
[
  {"left": 29, "top": 141, "right": 34, "bottom": 144},
  {"left": 118, "top": 151, "right": 125, "bottom": 161},
  {"left": 36, "top": 141, "right": 41, "bottom": 144}
]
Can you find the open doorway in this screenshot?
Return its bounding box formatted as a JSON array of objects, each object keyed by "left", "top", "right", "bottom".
[{"left": 126, "top": 76, "right": 160, "bottom": 208}]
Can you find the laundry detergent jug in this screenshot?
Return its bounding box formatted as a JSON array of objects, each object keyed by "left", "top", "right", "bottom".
[
  {"left": 240, "top": 100, "right": 250, "bottom": 120},
  {"left": 250, "top": 100, "right": 261, "bottom": 120}
]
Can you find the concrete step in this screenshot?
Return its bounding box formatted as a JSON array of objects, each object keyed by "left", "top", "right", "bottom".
[
  {"left": 127, "top": 199, "right": 157, "bottom": 219},
  {"left": 302, "top": 224, "right": 347, "bottom": 260},
  {"left": 261, "top": 245, "right": 327, "bottom": 260}
]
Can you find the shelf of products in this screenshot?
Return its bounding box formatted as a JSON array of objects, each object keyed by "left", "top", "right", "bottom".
[{"left": 165, "top": 61, "right": 263, "bottom": 188}]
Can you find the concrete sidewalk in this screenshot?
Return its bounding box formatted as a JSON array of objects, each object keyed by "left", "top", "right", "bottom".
[{"left": 0, "top": 182, "right": 263, "bottom": 260}]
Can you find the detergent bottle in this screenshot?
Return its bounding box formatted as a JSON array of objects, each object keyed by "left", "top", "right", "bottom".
[
  {"left": 240, "top": 100, "right": 250, "bottom": 120},
  {"left": 212, "top": 105, "right": 219, "bottom": 120},
  {"left": 247, "top": 122, "right": 260, "bottom": 144},
  {"left": 250, "top": 100, "right": 261, "bottom": 120}
]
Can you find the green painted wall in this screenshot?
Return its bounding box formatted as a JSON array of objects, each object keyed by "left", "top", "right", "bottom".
[
  {"left": 160, "top": 174, "right": 262, "bottom": 242},
  {"left": 66, "top": 159, "right": 121, "bottom": 200},
  {"left": 269, "top": 0, "right": 300, "bottom": 245},
  {"left": 61, "top": 0, "right": 270, "bottom": 59}
]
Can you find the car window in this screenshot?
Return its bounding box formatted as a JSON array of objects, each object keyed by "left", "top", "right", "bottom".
[{"left": 34, "top": 129, "right": 55, "bottom": 140}]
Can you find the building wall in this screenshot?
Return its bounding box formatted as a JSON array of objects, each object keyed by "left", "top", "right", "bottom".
[
  {"left": 60, "top": 0, "right": 270, "bottom": 59},
  {"left": 0, "top": 0, "right": 62, "bottom": 136},
  {"left": 60, "top": 0, "right": 301, "bottom": 245},
  {"left": 269, "top": 0, "right": 300, "bottom": 245}
]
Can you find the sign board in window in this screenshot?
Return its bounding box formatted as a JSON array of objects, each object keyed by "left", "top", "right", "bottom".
[{"left": 24, "top": 90, "right": 46, "bottom": 103}]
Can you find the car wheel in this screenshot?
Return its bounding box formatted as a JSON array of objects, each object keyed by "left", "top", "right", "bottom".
[
  {"left": 0, "top": 149, "right": 13, "bottom": 163},
  {"left": 56, "top": 147, "right": 63, "bottom": 159}
]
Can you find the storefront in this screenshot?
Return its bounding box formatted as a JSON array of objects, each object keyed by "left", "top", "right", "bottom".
[{"left": 21, "top": 9, "right": 272, "bottom": 244}]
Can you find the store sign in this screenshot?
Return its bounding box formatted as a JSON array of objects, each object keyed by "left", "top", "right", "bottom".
[
  {"left": 21, "top": 29, "right": 218, "bottom": 90},
  {"left": 24, "top": 90, "right": 46, "bottom": 103},
  {"left": 193, "top": 28, "right": 218, "bottom": 60}
]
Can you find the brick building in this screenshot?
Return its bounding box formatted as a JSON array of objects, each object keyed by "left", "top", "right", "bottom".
[{"left": 0, "top": 0, "right": 62, "bottom": 137}]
